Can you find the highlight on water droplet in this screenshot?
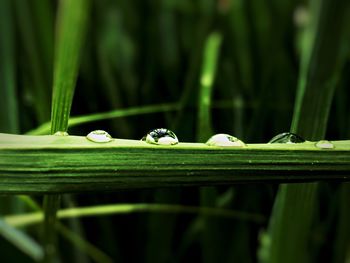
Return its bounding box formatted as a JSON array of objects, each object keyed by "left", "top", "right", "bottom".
[
  {"left": 268, "top": 132, "right": 305, "bottom": 144},
  {"left": 206, "top": 134, "right": 245, "bottom": 147},
  {"left": 315, "top": 140, "right": 334, "bottom": 149},
  {"left": 53, "top": 131, "right": 69, "bottom": 136},
  {"left": 86, "top": 130, "right": 113, "bottom": 143},
  {"left": 142, "top": 128, "right": 179, "bottom": 145}
]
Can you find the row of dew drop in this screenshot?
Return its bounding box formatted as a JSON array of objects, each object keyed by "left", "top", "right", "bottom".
[{"left": 54, "top": 129, "right": 334, "bottom": 149}]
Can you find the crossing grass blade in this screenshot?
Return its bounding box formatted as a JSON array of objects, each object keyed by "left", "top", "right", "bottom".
[
  {"left": 46, "top": 0, "right": 91, "bottom": 262},
  {"left": 261, "top": 1, "right": 350, "bottom": 262},
  {"left": 4, "top": 203, "right": 265, "bottom": 227},
  {"left": 290, "top": 1, "right": 350, "bottom": 136},
  {"left": 197, "top": 32, "right": 222, "bottom": 141},
  {"left": 4, "top": 201, "right": 264, "bottom": 262},
  {"left": 42, "top": 195, "right": 61, "bottom": 262},
  {"left": 50, "top": 0, "right": 91, "bottom": 133},
  {"left": 27, "top": 103, "right": 179, "bottom": 135},
  {"left": 196, "top": 31, "right": 223, "bottom": 263}
]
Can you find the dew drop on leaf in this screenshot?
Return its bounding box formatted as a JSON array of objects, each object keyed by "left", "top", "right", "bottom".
[
  {"left": 86, "top": 130, "right": 113, "bottom": 143},
  {"left": 268, "top": 132, "right": 305, "bottom": 144},
  {"left": 315, "top": 140, "right": 334, "bottom": 149},
  {"left": 142, "top": 128, "right": 179, "bottom": 145},
  {"left": 206, "top": 134, "right": 245, "bottom": 147},
  {"left": 53, "top": 131, "right": 69, "bottom": 136}
]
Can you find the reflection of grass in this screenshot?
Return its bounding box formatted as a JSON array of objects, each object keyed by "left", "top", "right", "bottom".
[{"left": 1, "top": 0, "right": 350, "bottom": 262}]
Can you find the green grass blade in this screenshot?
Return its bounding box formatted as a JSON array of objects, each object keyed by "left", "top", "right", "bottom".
[
  {"left": 42, "top": 195, "right": 61, "bottom": 262},
  {"left": 46, "top": 0, "right": 91, "bottom": 261},
  {"left": 4, "top": 203, "right": 265, "bottom": 227},
  {"left": 0, "top": 0, "right": 19, "bottom": 133},
  {"left": 291, "top": 1, "right": 350, "bottom": 137},
  {"left": 262, "top": 1, "right": 350, "bottom": 263},
  {"left": 196, "top": 31, "right": 222, "bottom": 263},
  {"left": 1, "top": 133, "right": 350, "bottom": 193},
  {"left": 197, "top": 32, "right": 222, "bottom": 141},
  {"left": 51, "top": 0, "right": 91, "bottom": 133},
  {"left": 0, "top": 218, "right": 44, "bottom": 261},
  {"left": 28, "top": 103, "right": 179, "bottom": 135},
  {"left": 17, "top": 196, "right": 42, "bottom": 211}
]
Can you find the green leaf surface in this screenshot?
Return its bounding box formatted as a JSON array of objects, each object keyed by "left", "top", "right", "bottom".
[{"left": 0, "top": 133, "right": 349, "bottom": 194}]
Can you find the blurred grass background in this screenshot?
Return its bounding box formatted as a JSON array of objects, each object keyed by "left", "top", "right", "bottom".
[{"left": 1, "top": 0, "right": 350, "bottom": 262}]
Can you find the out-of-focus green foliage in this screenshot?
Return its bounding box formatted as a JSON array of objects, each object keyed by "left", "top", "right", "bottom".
[
  {"left": 262, "top": 0, "right": 350, "bottom": 263},
  {"left": 0, "top": 0, "right": 350, "bottom": 262}
]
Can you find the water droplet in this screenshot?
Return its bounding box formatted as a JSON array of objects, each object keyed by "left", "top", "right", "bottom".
[
  {"left": 268, "top": 132, "right": 305, "bottom": 144},
  {"left": 86, "top": 130, "right": 113, "bottom": 143},
  {"left": 206, "top": 134, "right": 245, "bottom": 147},
  {"left": 142, "top": 128, "right": 179, "bottom": 145},
  {"left": 53, "top": 131, "right": 69, "bottom": 136},
  {"left": 315, "top": 140, "right": 334, "bottom": 149}
]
